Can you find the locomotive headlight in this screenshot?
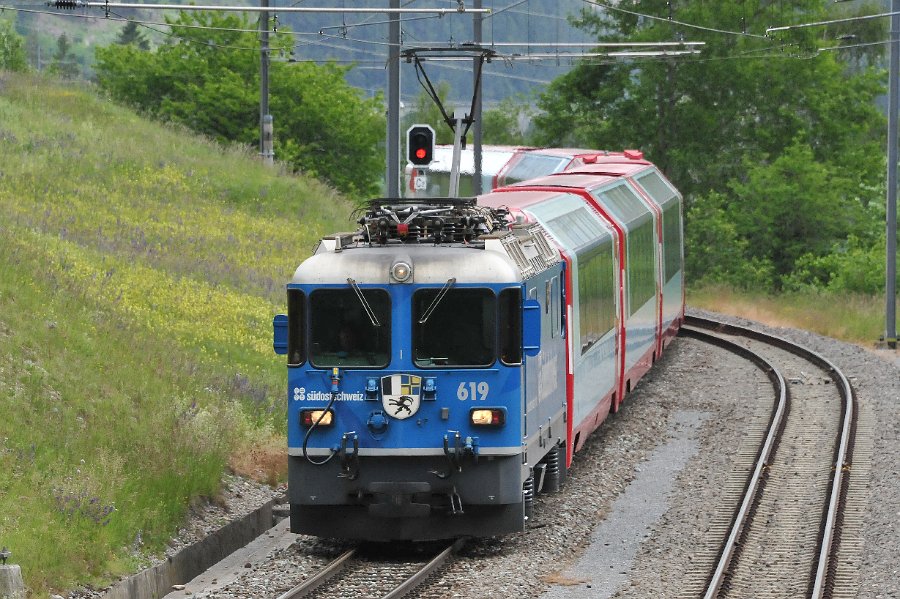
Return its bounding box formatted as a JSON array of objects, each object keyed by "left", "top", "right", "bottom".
[
  {"left": 300, "top": 409, "right": 334, "bottom": 428},
  {"left": 390, "top": 261, "right": 412, "bottom": 283},
  {"left": 470, "top": 408, "right": 506, "bottom": 427}
]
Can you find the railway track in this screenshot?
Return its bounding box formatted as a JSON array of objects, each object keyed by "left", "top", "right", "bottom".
[
  {"left": 276, "top": 539, "right": 465, "bottom": 599},
  {"left": 679, "top": 315, "right": 858, "bottom": 599}
]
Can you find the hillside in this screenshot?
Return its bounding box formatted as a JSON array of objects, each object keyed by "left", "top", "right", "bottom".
[
  {"left": 15, "top": 0, "right": 590, "bottom": 104},
  {"left": 0, "top": 72, "right": 353, "bottom": 594}
]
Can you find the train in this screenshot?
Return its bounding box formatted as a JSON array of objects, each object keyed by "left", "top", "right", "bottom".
[{"left": 273, "top": 149, "right": 684, "bottom": 541}]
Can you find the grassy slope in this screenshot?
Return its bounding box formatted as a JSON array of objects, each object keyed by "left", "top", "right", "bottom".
[
  {"left": 0, "top": 72, "right": 353, "bottom": 593},
  {"left": 688, "top": 285, "right": 897, "bottom": 346}
]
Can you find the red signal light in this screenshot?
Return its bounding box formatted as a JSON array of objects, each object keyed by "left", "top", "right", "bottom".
[{"left": 407, "top": 124, "right": 435, "bottom": 166}]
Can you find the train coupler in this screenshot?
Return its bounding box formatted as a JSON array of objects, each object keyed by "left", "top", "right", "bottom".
[
  {"left": 368, "top": 482, "right": 431, "bottom": 518},
  {"left": 338, "top": 431, "right": 359, "bottom": 480}
]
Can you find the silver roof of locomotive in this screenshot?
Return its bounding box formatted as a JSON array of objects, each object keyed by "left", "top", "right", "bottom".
[{"left": 292, "top": 225, "right": 560, "bottom": 286}]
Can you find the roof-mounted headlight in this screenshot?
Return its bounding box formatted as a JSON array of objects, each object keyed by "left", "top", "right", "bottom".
[{"left": 391, "top": 261, "right": 412, "bottom": 283}]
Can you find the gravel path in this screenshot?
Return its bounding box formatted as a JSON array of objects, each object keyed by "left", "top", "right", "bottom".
[{"left": 70, "top": 309, "right": 900, "bottom": 599}]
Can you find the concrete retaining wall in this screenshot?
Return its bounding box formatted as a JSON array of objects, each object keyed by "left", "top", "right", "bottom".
[
  {"left": 101, "top": 500, "right": 275, "bottom": 599},
  {"left": 0, "top": 565, "right": 25, "bottom": 599}
]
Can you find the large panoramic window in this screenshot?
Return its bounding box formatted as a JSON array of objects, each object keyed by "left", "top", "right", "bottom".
[
  {"left": 504, "top": 154, "right": 569, "bottom": 185},
  {"left": 628, "top": 218, "right": 656, "bottom": 316},
  {"left": 309, "top": 288, "right": 391, "bottom": 368},
  {"left": 662, "top": 203, "right": 683, "bottom": 282},
  {"left": 578, "top": 241, "right": 616, "bottom": 353},
  {"left": 413, "top": 287, "right": 496, "bottom": 368}
]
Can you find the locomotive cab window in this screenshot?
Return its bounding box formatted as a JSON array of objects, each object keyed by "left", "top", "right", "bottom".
[
  {"left": 287, "top": 289, "right": 306, "bottom": 366},
  {"left": 413, "top": 288, "right": 496, "bottom": 368},
  {"left": 498, "top": 288, "right": 522, "bottom": 365},
  {"left": 309, "top": 288, "right": 390, "bottom": 368}
]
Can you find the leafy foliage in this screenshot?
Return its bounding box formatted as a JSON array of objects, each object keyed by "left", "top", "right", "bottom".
[
  {"left": 402, "top": 82, "right": 455, "bottom": 145},
  {"left": 483, "top": 96, "right": 531, "bottom": 145},
  {"left": 95, "top": 11, "right": 385, "bottom": 197},
  {"left": 0, "top": 16, "right": 27, "bottom": 72},
  {"left": 533, "top": 1, "right": 889, "bottom": 293},
  {"left": 784, "top": 234, "right": 896, "bottom": 295}
]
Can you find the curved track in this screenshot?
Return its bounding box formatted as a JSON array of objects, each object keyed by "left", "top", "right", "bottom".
[{"left": 681, "top": 315, "right": 856, "bottom": 599}]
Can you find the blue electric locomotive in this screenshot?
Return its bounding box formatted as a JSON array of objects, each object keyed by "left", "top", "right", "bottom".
[{"left": 273, "top": 198, "right": 568, "bottom": 541}]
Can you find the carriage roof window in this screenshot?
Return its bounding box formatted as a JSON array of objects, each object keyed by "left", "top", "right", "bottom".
[
  {"left": 413, "top": 288, "right": 496, "bottom": 368},
  {"left": 309, "top": 288, "right": 391, "bottom": 369}
]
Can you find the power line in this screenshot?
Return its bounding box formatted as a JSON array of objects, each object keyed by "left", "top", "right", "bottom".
[
  {"left": 581, "top": 0, "right": 768, "bottom": 40},
  {"left": 48, "top": 1, "right": 490, "bottom": 15},
  {"left": 316, "top": 13, "right": 439, "bottom": 33},
  {"left": 14, "top": 2, "right": 831, "bottom": 72},
  {"left": 766, "top": 10, "right": 900, "bottom": 35}
]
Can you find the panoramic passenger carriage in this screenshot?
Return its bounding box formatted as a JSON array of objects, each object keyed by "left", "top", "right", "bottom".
[{"left": 479, "top": 151, "right": 684, "bottom": 462}]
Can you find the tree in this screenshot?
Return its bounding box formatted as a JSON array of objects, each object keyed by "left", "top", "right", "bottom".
[
  {"left": 95, "top": 11, "right": 385, "bottom": 197},
  {"left": 272, "top": 61, "right": 385, "bottom": 197},
  {"left": 403, "top": 82, "right": 455, "bottom": 145},
  {"left": 116, "top": 21, "right": 150, "bottom": 51},
  {"left": 48, "top": 33, "right": 80, "bottom": 79},
  {"left": 731, "top": 144, "right": 872, "bottom": 282},
  {"left": 482, "top": 97, "right": 530, "bottom": 145},
  {"left": 533, "top": 1, "right": 886, "bottom": 290},
  {"left": 0, "top": 17, "right": 27, "bottom": 72}
]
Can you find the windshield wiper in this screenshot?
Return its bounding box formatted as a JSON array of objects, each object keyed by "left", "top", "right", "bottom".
[
  {"left": 418, "top": 278, "right": 456, "bottom": 324},
  {"left": 347, "top": 278, "right": 381, "bottom": 327}
]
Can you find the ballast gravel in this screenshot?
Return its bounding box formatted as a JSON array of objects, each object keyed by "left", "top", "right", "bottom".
[{"left": 67, "top": 309, "right": 900, "bottom": 599}]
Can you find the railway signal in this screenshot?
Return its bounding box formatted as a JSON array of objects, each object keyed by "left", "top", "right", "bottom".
[{"left": 407, "top": 125, "right": 435, "bottom": 166}]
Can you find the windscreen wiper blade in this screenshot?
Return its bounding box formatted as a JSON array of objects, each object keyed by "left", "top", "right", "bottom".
[
  {"left": 418, "top": 278, "right": 456, "bottom": 324},
  {"left": 347, "top": 278, "right": 381, "bottom": 327}
]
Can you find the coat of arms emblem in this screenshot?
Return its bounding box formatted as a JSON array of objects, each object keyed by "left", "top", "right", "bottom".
[{"left": 381, "top": 374, "right": 422, "bottom": 420}]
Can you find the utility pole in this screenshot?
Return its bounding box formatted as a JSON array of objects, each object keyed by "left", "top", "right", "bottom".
[
  {"left": 387, "top": 0, "right": 401, "bottom": 197},
  {"left": 886, "top": 0, "right": 899, "bottom": 348},
  {"left": 259, "top": 0, "right": 274, "bottom": 165},
  {"left": 473, "top": 0, "right": 483, "bottom": 195}
]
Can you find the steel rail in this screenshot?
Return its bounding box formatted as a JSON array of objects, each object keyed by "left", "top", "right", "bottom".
[
  {"left": 685, "top": 315, "right": 856, "bottom": 598},
  {"left": 680, "top": 324, "right": 788, "bottom": 599},
  {"left": 277, "top": 538, "right": 463, "bottom": 599},
  {"left": 275, "top": 548, "right": 356, "bottom": 599},
  {"left": 382, "top": 538, "right": 466, "bottom": 599}
]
